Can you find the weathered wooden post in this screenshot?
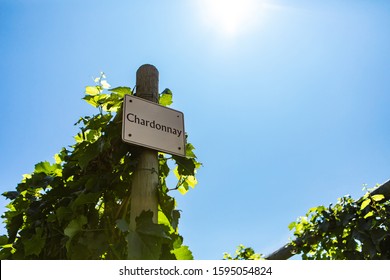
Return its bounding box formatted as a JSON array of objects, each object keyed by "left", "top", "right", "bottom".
[{"left": 129, "top": 64, "right": 159, "bottom": 231}]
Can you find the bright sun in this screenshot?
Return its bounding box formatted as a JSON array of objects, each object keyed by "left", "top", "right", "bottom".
[{"left": 197, "top": 0, "right": 262, "bottom": 37}]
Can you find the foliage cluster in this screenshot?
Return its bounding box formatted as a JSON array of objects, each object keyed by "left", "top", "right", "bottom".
[
  {"left": 227, "top": 187, "right": 390, "bottom": 260},
  {"left": 289, "top": 188, "right": 390, "bottom": 259},
  {"left": 223, "top": 244, "right": 263, "bottom": 260},
  {"left": 0, "top": 73, "right": 201, "bottom": 260}
]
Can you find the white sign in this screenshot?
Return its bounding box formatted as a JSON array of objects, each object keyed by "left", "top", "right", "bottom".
[{"left": 122, "top": 95, "right": 186, "bottom": 157}]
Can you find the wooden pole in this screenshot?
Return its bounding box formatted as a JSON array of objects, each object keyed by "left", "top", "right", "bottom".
[{"left": 129, "top": 64, "right": 159, "bottom": 231}]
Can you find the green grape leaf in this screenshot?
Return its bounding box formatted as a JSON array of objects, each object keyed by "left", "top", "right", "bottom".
[
  {"left": 76, "top": 143, "right": 99, "bottom": 170},
  {"left": 371, "top": 194, "right": 385, "bottom": 202},
  {"left": 64, "top": 215, "right": 88, "bottom": 239},
  {"left": 22, "top": 227, "right": 45, "bottom": 256},
  {"left": 109, "top": 86, "right": 132, "bottom": 97},
  {"left": 172, "top": 245, "right": 193, "bottom": 260},
  {"left": 0, "top": 235, "right": 9, "bottom": 246},
  {"left": 34, "top": 161, "right": 61, "bottom": 176},
  {"left": 159, "top": 88, "right": 173, "bottom": 106},
  {"left": 364, "top": 211, "right": 374, "bottom": 219},
  {"left": 72, "top": 192, "right": 100, "bottom": 209},
  {"left": 173, "top": 156, "right": 196, "bottom": 176},
  {"left": 83, "top": 95, "right": 99, "bottom": 107},
  {"left": 85, "top": 86, "right": 100, "bottom": 96},
  {"left": 288, "top": 221, "right": 296, "bottom": 231},
  {"left": 136, "top": 211, "right": 171, "bottom": 239},
  {"left": 178, "top": 185, "right": 189, "bottom": 195},
  {"left": 360, "top": 198, "right": 371, "bottom": 211},
  {"left": 127, "top": 230, "right": 159, "bottom": 260},
  {"left": 185, "top": 176, "right": 197, "bottom": 188},
  {"left": 185, "top": 143, "right": 197, "bottom": 158},
  {"left": 8, "top": 213, "right": 24, "bottom": 243},
  {"left": 2, "top": 191, "right": 19, "bottom": 200},
  {"left": 127, "top": 211, "right": 170, "bottom": 260}
]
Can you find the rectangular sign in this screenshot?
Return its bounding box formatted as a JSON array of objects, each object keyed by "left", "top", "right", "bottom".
[{"left": 122, "top": 94, "right": 186, "bottom": 157}]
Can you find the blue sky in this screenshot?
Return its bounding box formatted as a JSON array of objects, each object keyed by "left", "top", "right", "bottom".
[{"left": 1, "top": 0, "right": 389, "bottom": 259}]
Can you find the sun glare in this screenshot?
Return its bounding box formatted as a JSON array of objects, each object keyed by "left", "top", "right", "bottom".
[{"left": 198, "top": 0, "right": 262, "bottom": 37}]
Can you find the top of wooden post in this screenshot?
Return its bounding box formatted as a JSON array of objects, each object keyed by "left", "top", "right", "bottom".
[{"left": 136, "top": 64, "right": 159, "bottom": 103}]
